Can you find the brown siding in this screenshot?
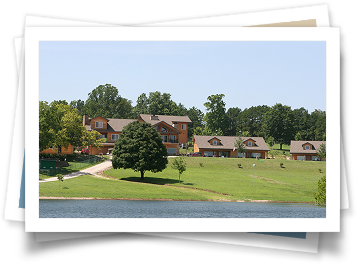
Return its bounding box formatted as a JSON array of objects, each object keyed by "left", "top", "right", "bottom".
[
  {"left": 90, "top": 117, "right": 108, "bottom": 130},
  {"left": 40, "top": 144, "right": 74, "bottom": 154}
]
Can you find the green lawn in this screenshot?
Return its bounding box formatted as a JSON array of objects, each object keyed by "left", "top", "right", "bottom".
[
  {"left": 40, "top": 157, "right": 326, "bottom": 202},
  {"left": 39, "top": 175, "right": 233, "bottom": 201},
  {"left": 39, "top": 158, "right": 107, "bottom": 180}
]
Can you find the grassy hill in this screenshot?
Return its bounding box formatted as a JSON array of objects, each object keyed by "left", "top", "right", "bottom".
[{"left": 40, "top": 157, "right": 325, "bottom": 202}]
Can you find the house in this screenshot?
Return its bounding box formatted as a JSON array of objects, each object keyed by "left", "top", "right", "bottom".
[
  {"left": 290, "top": 141, "right": 326, "bottom": 161},
  {"left": 82, "top": 114, "right": 137, "bottom": 155},
  {"left": 40, "top": 145, "right": 74, "bottom": 155},
  {"left": 40, "top": 113, "right": 191, "bottom": 155},
  {"left": 138, "top": 114, "right": 191, "bottom": 155},
  {"left": 82, "top": 114, "right": 191, "bottom": 155},
  {"left": 192, "top": 135, "right": 270, "bottom": 158}
]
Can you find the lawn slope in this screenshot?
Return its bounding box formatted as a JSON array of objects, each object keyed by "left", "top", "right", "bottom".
[{"left": 40, "top": 157, "right": 325, "bottom": 202}]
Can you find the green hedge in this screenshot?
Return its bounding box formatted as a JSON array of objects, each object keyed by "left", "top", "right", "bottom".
[{"left": 39, "top": 153, "right": 100, "bottom": 162}]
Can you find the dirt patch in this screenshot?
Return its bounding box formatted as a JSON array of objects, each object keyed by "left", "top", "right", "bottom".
[
  {"left": 164, "top": 184, "right": 230, "bottom": 196},
  {"left": 249, "top": 175, "right": 299, "bottom": 188}
]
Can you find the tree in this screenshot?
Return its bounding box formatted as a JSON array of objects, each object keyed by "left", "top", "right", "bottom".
[
  {"left": 314, "top": 175, "right": 326, "bottom": 205},
  {"left": 132, "top": 93, "right": 149, "bottom": 118},
  {"left": 171, "top": 157, "right": 186, "bottom": 184},
  {"left": 317, "top": 143, "right": 326, "bottom": 160},
  {"left": 203, "top": 94, "right": 229, "bottom": 135},
  {"left": 39, "top": 101, "right": 104, "bottom": 152},
  {"left": 310, "top": 109, "right": 326, "bottom": 141},
  {"left": 39, "top": 101, "right": 85, "bottom": 152},
  {"left": 292, "top": 107, "right": 312, "bottom": 141},
  {"left": 234, "top": 137, "right": 246, "bottom": 155},
  {"left": 81, "top": 130, "right": 106, "bottom": 152},
  {"left": 263, "top": 103, "right": 294, "bottom": 150},
  {"left": 85, "top": 84, "right": 132, "bottom": 118},
  {"left": 70, "top": 99, "right": 86, "bottom": 116},
  {"left": 112, "top": 121, "right": 168, "bottom": 179},
  {"left": 186, "top": 107, "right": 204, "bottom": 138},
  {"left": 226, "top": 107, "right": 241, "bottom": 136},
  {"left": 238, "top": 105, "right": 270, "bottom": 137}
]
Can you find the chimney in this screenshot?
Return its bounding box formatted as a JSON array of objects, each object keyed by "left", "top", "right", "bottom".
[
  {"left": 83, "top": 114, "right": 89, "bottom": 125},
  {"left": 150, "top": 115, "right": 159, "bottom": 120}
]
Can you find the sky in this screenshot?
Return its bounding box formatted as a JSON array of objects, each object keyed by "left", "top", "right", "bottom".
[{"left": 39, "top": 41, "right": 326, "bottom": 113}]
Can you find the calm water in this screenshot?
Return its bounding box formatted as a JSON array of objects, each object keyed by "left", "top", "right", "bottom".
[{"left": 39, "top": 200, "right": 326, "bottom": 218}]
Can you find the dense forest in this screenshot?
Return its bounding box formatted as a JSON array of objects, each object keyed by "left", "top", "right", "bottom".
[{"left": 45, "top": 84, "right": 326, "bottom": 149}]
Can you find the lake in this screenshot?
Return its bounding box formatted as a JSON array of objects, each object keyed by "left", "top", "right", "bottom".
[{"left": 39, "top": 200, "right": 326, "bottom": 218}]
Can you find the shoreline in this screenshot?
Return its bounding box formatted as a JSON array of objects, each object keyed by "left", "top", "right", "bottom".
[{"left": 39, "top": 196, "right": 314, "bottom": 203}]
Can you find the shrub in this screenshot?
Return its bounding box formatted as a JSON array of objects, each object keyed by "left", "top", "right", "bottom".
[
  {"left": 280, "top": 162, "right": 284, "bottom": 168},
  {"left": 314, "top": 176, "right": 326, "bottom": 205},
  {"left": 199, "top": 163, "right": 204, "bottom": 167},
  {"left": 319, "top": 169, "right": 323, "bottom": 173},
  {"left": 237, "top": 163, "right": 242, "bottom": 168},
  {"left": 56, "top": 174, "right": 64, "bottom": 187}
]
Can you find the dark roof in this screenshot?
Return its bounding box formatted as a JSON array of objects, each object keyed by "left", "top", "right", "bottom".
[
  {"left": 193, "top": 136, "right": 270, "bottom": 151},
  {"left": 85, "top": 119, "right": 136, "bottom": 132},
  {"left": 290, "top": 141, "right": 326, "bottom": 154},
  {"left": 139, "top": 114, "right": 191, "bottom": 125}
]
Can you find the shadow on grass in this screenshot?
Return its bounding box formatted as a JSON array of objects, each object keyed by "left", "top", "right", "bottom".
[{"left": 121, "top": 176, "right": 181, "bottom": 185}]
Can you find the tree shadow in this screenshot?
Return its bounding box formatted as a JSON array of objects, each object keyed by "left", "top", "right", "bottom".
[{"left": 120, "top": 176, "right": 181, "bottom": 185}]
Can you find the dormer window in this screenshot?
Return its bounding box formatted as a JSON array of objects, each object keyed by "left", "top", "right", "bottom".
[
  {"left": 95, "top": 122, "right": 103, "bottom": 128},
  {"left": 305, "top": 145, "right": 310, "bottom": 150},
  {"left": 248, "top": 141, "right": 252, "bottom": 146},
  {"left": 213, "top": 140, "right": 217, "bottom": 145}
]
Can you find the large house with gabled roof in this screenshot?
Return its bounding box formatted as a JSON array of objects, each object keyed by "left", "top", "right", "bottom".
[
  {"left": 290, "top": 140, "right": 326, "bottom": 161},
  {"left": 192, "top": 135, "right": 270, "bottom": 158},
  {"left": 82, "top": 114, "right": 191, "bottom": 155}
]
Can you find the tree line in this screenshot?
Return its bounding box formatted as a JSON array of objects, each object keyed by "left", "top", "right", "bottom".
[{"left": 43, "top": 84, "right": 326, "bottom": 151}]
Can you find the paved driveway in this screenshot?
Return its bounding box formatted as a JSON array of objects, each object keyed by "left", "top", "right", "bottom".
[{"left": 39, "top": 159, "right": 113, "bottom": 182}]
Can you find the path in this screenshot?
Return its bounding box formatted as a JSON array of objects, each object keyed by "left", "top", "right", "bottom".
[{"left": 39, "top": 159, "right": 113, "bottom": 182}]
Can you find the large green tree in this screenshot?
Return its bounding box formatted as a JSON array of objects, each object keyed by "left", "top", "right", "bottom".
[
  {"left": 39, "top": 101, "right": 104, "bottom": 152},
  {"left": 186, "top": 106, "right": 204, "bottom": 138},
  {"left": 203, "top": 94, "right": 229, "bottom": 135},
  {"left": 263, "top": 103, "right": 294, "bottom": 150},
  {"left": 85, "top": 84, "right": 132, "bottom": 118},
  {"left": 112, "top": 121, "right": 168, "bottom": 179},
  {"left": 238, "top": 105, "right": 270, "bottom": 137},
  {"left": 310, "top": 109, "right": 326, "bottom": 141},
  {"left": 226, "top": 107, "right": 241, "bottom": 136},
  {"left": 292, "top": 107, "right": 312, "bottom": 140},
  {"left": 132, "top": 91, "right": 187, "bottom": 117}
]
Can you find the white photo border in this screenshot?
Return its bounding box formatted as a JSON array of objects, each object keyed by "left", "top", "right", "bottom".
[{"left": 25, "top": 27, "right": 340, "bottom": 232}]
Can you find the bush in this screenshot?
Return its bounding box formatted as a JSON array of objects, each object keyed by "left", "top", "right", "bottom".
[
  {"left": 199, "top": 163, "right": 204, "bottom": 167},
  {"left": 314, "top": 175, "right": 326, "bottom": 205},
  {"left": 319, "top": 169, "right": 323, "bottom": 173},
  {"left": 280, "top": 162, "right": 284, "bottom": 168},
  {"left": 39, "top": 153, "right": 100, "bottom": 162},
  {"left": 237, "top": 163, "right": 242, "bottom": 168}
]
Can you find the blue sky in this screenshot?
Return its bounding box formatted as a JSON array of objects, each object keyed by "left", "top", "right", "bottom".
[{"left": 39, "top": 41, "right": 326, "bottom": 113}]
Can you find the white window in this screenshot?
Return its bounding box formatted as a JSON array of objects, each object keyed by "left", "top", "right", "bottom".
[
  {"left": 169, "top": 135, "right": 176, "bottom": 143},
  {"left": 248, "top": 141, "right": 252, "bottom": 146},
  {"left": 111, "top": 134, "right": 119, "bottom": 140},
  {"left": 161, "top": 135, "right": 168, "bottom": 142},
  {"left": 213, "top": 140, "right": 217, "bottom": 145},
  {"left": 181, "top": 124, "right": 186, "bottom": 130},
  {"left": 154, "top": 126, "right": 159, "bottom": 131},
  {"left": 95, "top": 122, "right": 103, "bottom": 128},
  {"left": 161, "top": 126, "right": 167, "bottom": 132},
  {"left": 100, "top": 134, "right": 105, "bottom": 138},
  {"left": 305, "top": 145, "right": 310, "bottom": 150}
]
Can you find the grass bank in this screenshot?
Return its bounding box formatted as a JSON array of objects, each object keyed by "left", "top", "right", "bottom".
[{"left": 40, "top": 157, "right": 325, "bottom": 202}]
